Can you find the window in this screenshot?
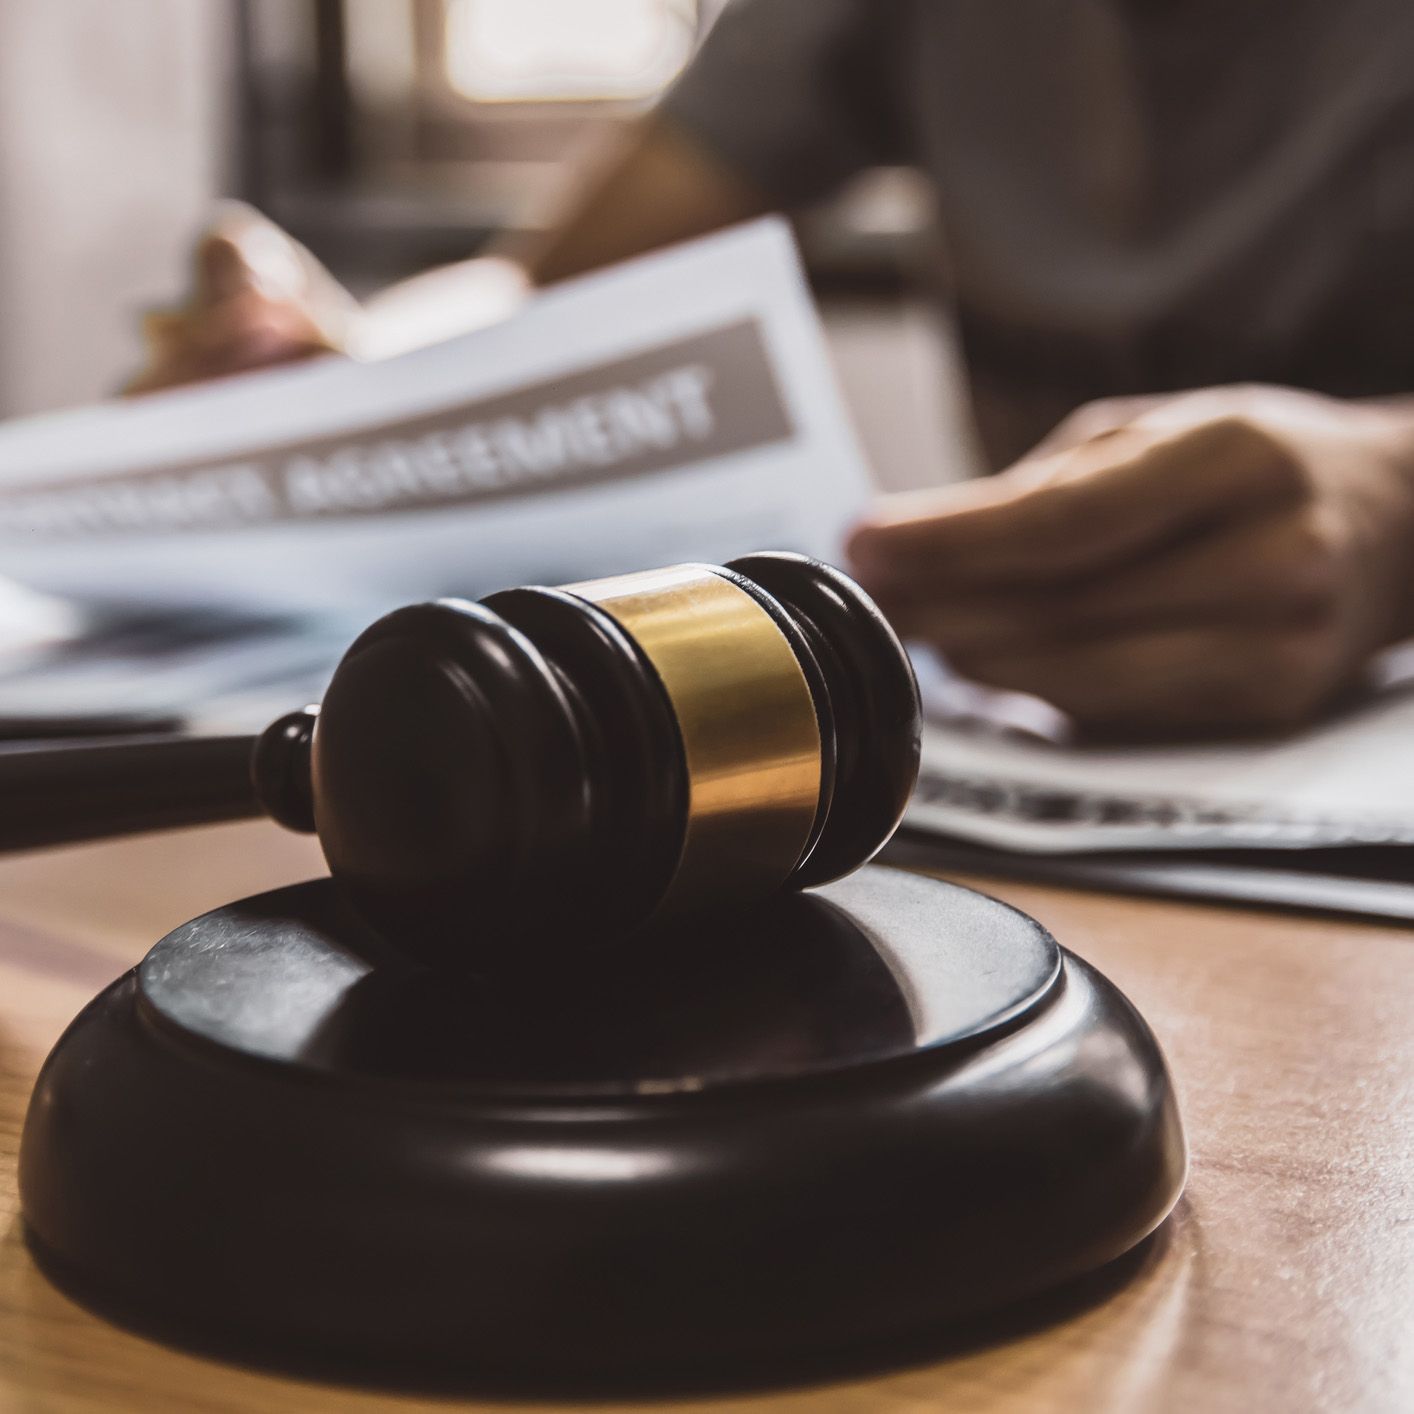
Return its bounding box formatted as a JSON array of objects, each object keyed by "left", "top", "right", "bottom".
[{"left": 444, "top": 0, "right": 698, "bottom": 105}]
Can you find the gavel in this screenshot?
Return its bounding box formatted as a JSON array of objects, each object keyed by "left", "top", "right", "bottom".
[{"left": 5, "top": 553, "right": 920, "bottom": 969}]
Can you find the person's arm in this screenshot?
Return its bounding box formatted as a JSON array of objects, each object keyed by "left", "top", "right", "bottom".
[
  {"left": 125, "top": 113, "right": 762, "bottom": 392},
  {"left": 514, "top": 115, "right": 770, "bottom": 285},
  {"left": 128, "top": 0, "right": 901, "bottom": 393},
  {"left": 393, "top": 0, "right": 904, "bottom": 292},
  {"left": 350, "top": 115, "right": 768, "bottom": 358},
  {"left": 848, "top": 385, "right": 1414, "bottom": 738}
]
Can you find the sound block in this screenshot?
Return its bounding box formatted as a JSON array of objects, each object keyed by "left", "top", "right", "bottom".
[{"left": 20, "top": 866, "right": 1184, "bottom": 1386}]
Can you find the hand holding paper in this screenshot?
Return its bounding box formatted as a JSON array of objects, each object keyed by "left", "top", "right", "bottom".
[{"left": 124, "top": 203, "right": 358, "bottom": 396}]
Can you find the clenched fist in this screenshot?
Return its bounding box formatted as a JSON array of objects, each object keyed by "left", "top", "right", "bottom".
[{"left": 848, "top": 386, "right": 1414, "bottom": 739}]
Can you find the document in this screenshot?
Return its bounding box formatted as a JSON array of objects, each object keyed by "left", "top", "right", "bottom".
[
  {"left": 908, "top": 680, "right": 1414, "bottom": 854},
  {"left": 0, "top": 220, "right": 871, "bottom": 730}
]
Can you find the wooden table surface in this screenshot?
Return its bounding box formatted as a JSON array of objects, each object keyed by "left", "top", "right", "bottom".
[{"left": 1, "top": 822, "right": 1411, "bottom": 1413}]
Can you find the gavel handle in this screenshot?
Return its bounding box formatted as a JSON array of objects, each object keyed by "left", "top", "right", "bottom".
[{"left": 0, "top": 734, "right": 263, "bottom": 852}]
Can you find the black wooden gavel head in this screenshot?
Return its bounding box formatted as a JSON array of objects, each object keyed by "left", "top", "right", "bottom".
[{"left": 251, "top": 553, "right": 920, "bottom": 970}]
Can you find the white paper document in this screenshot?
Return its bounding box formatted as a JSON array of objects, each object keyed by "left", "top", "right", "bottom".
[
  {"left": 0, "top": 220, "right": 871, "bottom": 730},
  {"left": 908, "top": 687, "right": 1414, "bottom": 854},
  {"left": 0, "top": 219, "right": 869, "bottom": 613}
]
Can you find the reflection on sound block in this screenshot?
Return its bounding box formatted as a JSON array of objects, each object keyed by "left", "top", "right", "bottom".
[
  {"left": 144, "top": 864, "right": 1057, "bottom": 1090},
  {"left": 19, "top": 865, "right": 1185, "bottom": 1391},
  {"left": 304, "top": 893, "right": 922, "bottom": 1087}
]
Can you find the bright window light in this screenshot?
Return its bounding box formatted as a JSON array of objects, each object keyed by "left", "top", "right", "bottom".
[{"left": 445, "top": 0, "right": 697, "bottom": 103}]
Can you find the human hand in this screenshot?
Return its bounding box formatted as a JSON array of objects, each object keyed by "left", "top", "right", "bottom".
[
  {"left": 123, "top": 202, "right": 359, "bottom": 396},
  {"left": 848, "top": 386, "right": 1414, "bottom": 738},
  {"left": 124, "top": 203, "right": 533, "bottom": 396}
]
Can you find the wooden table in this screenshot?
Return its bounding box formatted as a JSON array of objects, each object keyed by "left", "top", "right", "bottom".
[{"left": 2, "top": 822, "right": 1411, "bottom": 1413}]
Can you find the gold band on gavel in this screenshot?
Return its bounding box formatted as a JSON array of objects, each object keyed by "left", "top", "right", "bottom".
[{"left": 564, "top": 565, "right": 823, "bottom": 916}]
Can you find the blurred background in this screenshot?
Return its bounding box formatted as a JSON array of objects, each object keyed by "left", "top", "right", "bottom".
[{"left": 0, "top": 0, "right": 981, "bottom": 489}]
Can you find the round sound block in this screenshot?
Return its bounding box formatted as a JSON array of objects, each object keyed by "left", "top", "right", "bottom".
[{"left": 20, "top": 866, "right": 1184, "bottom": 1385}]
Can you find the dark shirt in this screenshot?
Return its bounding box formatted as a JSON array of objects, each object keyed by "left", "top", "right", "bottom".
[{"left": 663, "top": 0, "right": 1414, "bottom": 465}]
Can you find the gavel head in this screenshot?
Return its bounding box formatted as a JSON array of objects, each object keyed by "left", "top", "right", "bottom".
[{"left": 252, "top": 553, "right": 920, "bottom": 971}]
